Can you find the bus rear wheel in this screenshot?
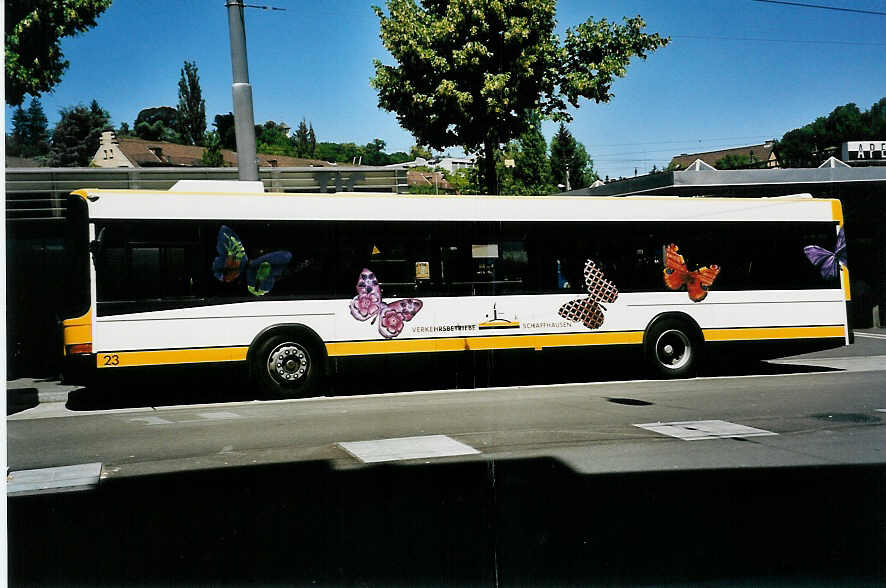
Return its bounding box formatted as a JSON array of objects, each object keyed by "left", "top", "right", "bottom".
[
  {"left": 645, "top": 318, "right": 701, "bottom": 379},
  {"left": 251, "top": 334, "right": 321, "bottom": 399}
]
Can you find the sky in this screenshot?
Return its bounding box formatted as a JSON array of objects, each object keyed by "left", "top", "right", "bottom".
[{"left": 5, "top": 0, "right": 886, "bottom": 179}]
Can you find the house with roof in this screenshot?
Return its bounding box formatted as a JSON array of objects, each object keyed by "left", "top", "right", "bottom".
[
  {"left": 668, "top": 141, "right": 779, "bottom": 171},
  {"left": 91, "top": 131, "right": 331, "bottom": 168}
]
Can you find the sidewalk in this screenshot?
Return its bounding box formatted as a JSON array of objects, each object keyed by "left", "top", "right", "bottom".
[{"left": 6, "top": 377, "right": 81, "bottom": 413}]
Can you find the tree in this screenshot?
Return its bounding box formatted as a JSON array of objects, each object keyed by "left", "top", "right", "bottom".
[
  {"left": 213, "top": 113, "right": 237, "bottom": 150},
  {"left": 308, "top": 123, "right": 317, "bottom": 157},
  {"left": 48, "top": 100, "right": 111, "bottom": 167},
  {"left": 25, "top": 98, "right": 51, "bottom": 156},
  {"left": 5, "top": 0, "right": 113, "bottom": 106},
  {"left": 714, "top": 153, "right": 753, "bottom": 170},
  {"left": 371, "top": 0, "right": 668, "bottom": 194},
  {"left": 135, "top": 106, "right": 182, "bottom": 142},
  {"left": 117, "top": 121, "right": 132, "bottom": 137},
  {"left": 200, "top": 131, "right": 225, "bottom": 167},
  {"left": 293, "top": 119, "right": 313, "bottom": 157},
  {"left": 177, "top": 60, "right": 207, "bottom": 145},
  {"left": 512, "top": 111, "right": 553, "bottom": 193},
  {"left": 9, "top": 105, "right": 30, "bottom": 157},
  {"left": 550, "top": 123, "right": 596, "bottom": 190},
  {"left": 775, "top": 98, "right": 886, "bottom": 167},
  {"left": 8, "top": 98, "right": 50, "bottom": 158},
  {"left": 410, "top": 144, "right": 433, "bottom": 160}
]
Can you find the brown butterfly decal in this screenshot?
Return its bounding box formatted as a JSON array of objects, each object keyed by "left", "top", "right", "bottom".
[
  {"left": 558, "top": 260, "right": 619, "bottom": 329},
  {"left": 663, "top": 244, "right": 720, "bottom": 302}
]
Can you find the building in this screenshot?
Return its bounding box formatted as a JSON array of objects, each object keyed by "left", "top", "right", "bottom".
[
  {"left": 669, "top": 142, "right": 779, "bottom": 171},
  {"left": 91, "top": 131, "right": 331, "bottom": 168}
]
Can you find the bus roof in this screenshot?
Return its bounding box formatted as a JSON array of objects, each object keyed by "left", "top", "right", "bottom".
[{"left": 73, "top": 188, "right": 842, "bottom": 225}]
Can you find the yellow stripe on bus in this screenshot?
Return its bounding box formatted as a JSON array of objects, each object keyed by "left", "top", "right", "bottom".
[
  {"left": 325, "top": 331, "right": 645, "bottom": 356},
  {"left": 831, "top": 199, "right": 844, "bottom": 227},
  {"left": 701, "top": 325, "right": 845, "bottom": 342},
  {"left": 97, "top": 347, "right": 249, "bottom": 368},
  {"left": 95, "top": 325, "right": 845, "bottom": 368}
]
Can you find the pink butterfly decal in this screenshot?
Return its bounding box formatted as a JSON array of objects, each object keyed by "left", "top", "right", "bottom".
[{"left": 349, "top": 269, "right": 423, "bottom": 339}]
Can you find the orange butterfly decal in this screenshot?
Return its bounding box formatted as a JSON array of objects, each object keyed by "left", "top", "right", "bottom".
[
  {"left": 663, "top": 244, "right": 720, "bottom": 302},
  {"left": 558, "top": 260, "right": 618, "bottom": 329}
]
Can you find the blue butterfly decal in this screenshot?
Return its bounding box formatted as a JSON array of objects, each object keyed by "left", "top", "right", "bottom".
[
  {"left": 804, "top": 227, "right": 847, "bottom": 280},
  {"left": 212, "top": 225, "right": 292, "bottom": 296}
]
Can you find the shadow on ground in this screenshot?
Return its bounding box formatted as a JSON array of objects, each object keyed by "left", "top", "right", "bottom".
[
  {"left": 63, "top": 348, "right": 841, "bottom": 412},
  {"left": 8, "top": 459, "right": 884, "bottom": 586}
]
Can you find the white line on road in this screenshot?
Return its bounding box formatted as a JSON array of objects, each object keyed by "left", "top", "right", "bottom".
[
  {"left": 855, "top": 333, "right": 886, "bottom": 340},
  {"left": 7, "top": 463, "right": 103, "bottom": 495},
  {"left": 338, "top": 435, "right": 481, "bottom": 464},
  {"left": 634, "top": 420, "right": 778, "bottom": 441}
]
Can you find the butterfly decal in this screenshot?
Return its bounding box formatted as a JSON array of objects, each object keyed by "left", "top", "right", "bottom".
[
  {"left": 349, "top": 268, "right": 423, "bottom": 339},
  {"left": 663, "top": 244, "right": 720, "bottom": 302},
  {"left": 804, "top": 227, "right": 847, "bottom": 280},
  {"left": 558, "top": 260, "right": 618, "bottom": 329},
  {"left": 211, "top": 225, "right": 292, "bottom": 296}
]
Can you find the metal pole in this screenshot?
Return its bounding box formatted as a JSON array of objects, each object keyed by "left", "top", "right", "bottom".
[{"left": 226, "top": 0, "right": 258, "bottom": 181}]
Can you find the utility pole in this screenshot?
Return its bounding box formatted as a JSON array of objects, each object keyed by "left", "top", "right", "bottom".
[{"left": 226, "top": 0, "right": 259, "bottom": 181}]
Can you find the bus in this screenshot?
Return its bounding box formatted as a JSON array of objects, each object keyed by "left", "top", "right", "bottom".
[{"left": 62, "top": 182, "right": 851, "bottom": 398}]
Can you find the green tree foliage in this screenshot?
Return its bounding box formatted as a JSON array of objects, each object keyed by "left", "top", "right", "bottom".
[
  {"left": 776, "top": 97, "right": 886, "bottom": 167},
  {"left": 550, "top": 123, "right": 596, "bottom": 190},
  {"left": 255, "top": 121, "right": 291, "bottom": 155},
  {"left": 117, "top": 121, "right": 133, "bottom": 137},
  {"left": 213, "top": 113, "right": 237, "bottom": 150},
  {"left": 293, "top": 119, "right": 316, "bottom": 158},
  {"left": 48, "top": 99, "right": 111, "bottom": 167},
  {"left": 5, "top": 0, "right": 113, "bottom": 106},
  {"left": 9, "top": 98, "right": 50, "bottom": 158},
  {"left": 410, "top": 144, "right": 433, "bottom": 160},
  {"left": 512, "top": 111, "right": 553, "bottom": 194},
  {"left": 714, "top": 153, "right": 753, "bottom": 170},
  {"left": 135, "top": 106, "right": 182, "bottom": 142},
  {"left": 200, "top": 131, "right": 225, "bottom": 167},
  {"left": 371, "top": 0, "right": 668, "bottom": 194},
  {"left": 177, "top": 60, "right": 207, "bottom": 145}
]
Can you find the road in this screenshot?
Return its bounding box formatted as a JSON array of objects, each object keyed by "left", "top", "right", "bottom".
[{"left": 7, "top": 331, "right": 886, "bottom": 585}]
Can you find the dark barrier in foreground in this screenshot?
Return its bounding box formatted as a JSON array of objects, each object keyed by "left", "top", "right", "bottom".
[{"left": 9, "top": 459, "right": 885, "bottom": 586}]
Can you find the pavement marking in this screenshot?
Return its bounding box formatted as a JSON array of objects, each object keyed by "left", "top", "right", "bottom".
[
  {"left": 634, "top": 420, "right": 778, "bottom": 441},
  {"left": 767, "top": 355, "right": 886, "bottom": 373},
  {"left": 338, "top": 434, "right": 481, "bottom": 464},
  {"left": 7, "top": 463, "right": 102, "bottom": 495},
  {"left": 128, "top": 411, "right": 242, "bottom": 426},
  {"left": 876, "top": 409, "right": 886, "bottom": 413},
  {"left": 129, "top": 416, "right": 175, "bottom": 425},
  {"left": 855, "top": 333, "right": 886, "bottom": 340}
]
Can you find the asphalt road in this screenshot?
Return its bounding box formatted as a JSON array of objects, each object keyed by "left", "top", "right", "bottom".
[{"left": 7, "top": 332, "right": 886, "bottom": 585}]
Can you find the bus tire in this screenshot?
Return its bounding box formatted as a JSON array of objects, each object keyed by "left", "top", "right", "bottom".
[
  {"left": 250, "top": 333, "right": 323, "bottom": 399},
  {"left": 644, "top": 317, "right": 702, "bottom": 379}
]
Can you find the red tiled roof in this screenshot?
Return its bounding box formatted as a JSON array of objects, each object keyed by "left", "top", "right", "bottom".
[
  {"left": 669, "top": 143, "right": 778, "bottom": 170},
  {"left": 407, "top": 170, "right": 452, "bottom": 190},
  {"left": 116, "top": 137, "right": 332, "bottom": 168}
]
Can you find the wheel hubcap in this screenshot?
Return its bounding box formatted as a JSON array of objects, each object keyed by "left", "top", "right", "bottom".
[
  {"left": 655, "top": 330, "right": 691, "bottom": 370},
  {"left": 267, "top": 342, "right": 309, "bottom": 384}
]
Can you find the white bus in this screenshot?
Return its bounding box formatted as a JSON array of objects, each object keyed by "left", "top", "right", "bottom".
[{"left": 62, "top": 182, "right": 851, "bottom": 397}]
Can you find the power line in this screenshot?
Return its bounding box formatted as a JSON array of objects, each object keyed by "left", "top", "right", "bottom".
[
  {"left": 672, "top": 33, "right": 886, "bottom": 47},
  {"left": 751, "top": 0, "right": 886, "bottom": 16},
  {"left": 243, "top": 3, "right": 287, "bottom": 10}
]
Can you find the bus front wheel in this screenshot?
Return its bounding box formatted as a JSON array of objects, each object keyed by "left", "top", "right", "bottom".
[
  {"left": 251, "top": 334, "right": 322, "bottom": 399},
  {"left": 645, "top": 318, "right": 701, "bottom": 379}
]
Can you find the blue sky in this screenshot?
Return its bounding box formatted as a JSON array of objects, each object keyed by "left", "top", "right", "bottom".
[{"left": 6, "top": 0, "right": 885, "bottom": 178}]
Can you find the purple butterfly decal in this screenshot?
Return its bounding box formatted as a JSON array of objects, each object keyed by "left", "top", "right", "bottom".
[
  {"left": 804, "top": 227, "right": 847, "bottom": 280},
  {"left": 349, "top": 268, "right": 423, "bottom": 339}
]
